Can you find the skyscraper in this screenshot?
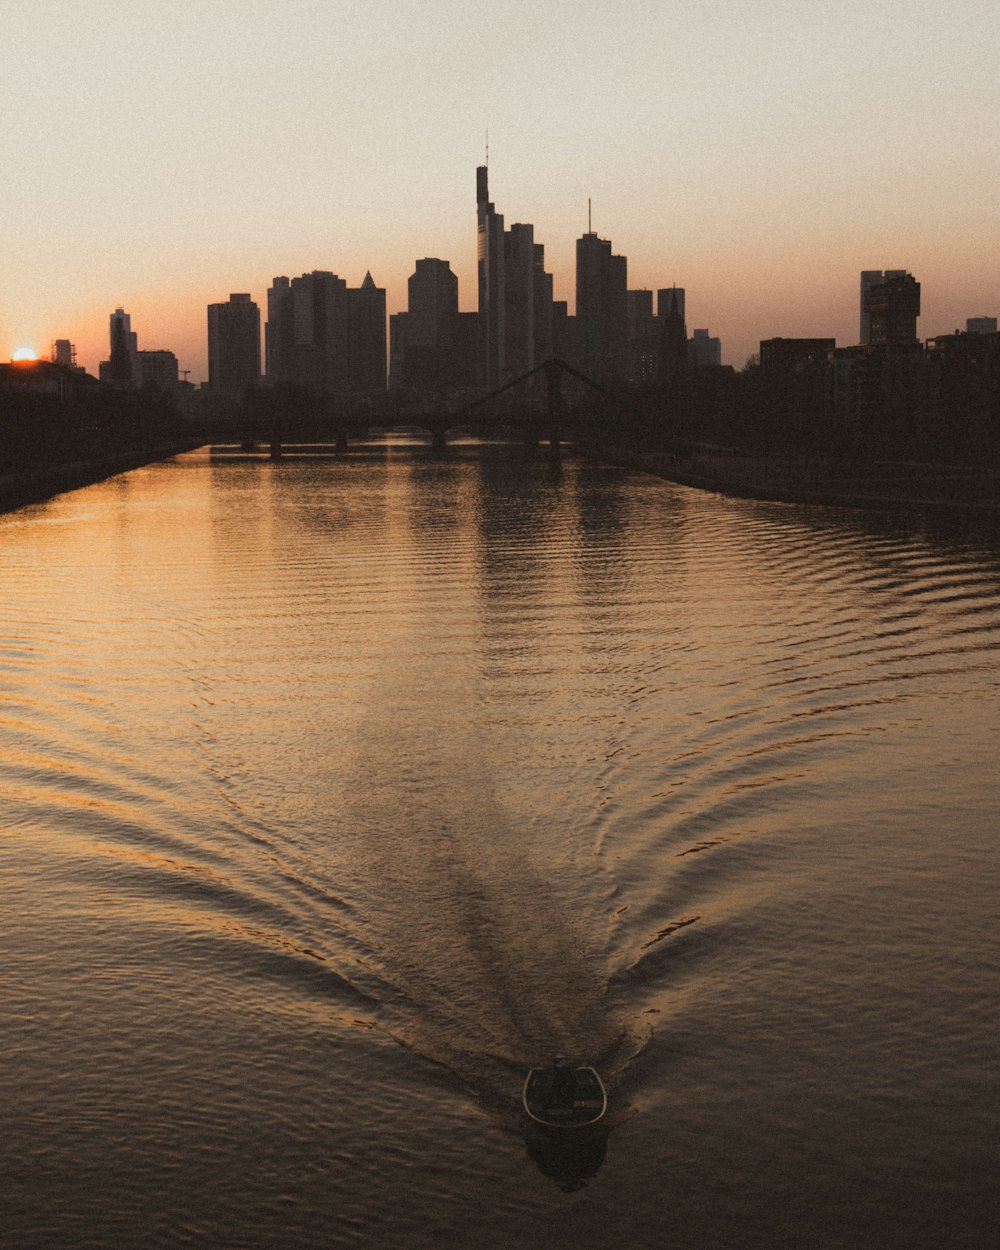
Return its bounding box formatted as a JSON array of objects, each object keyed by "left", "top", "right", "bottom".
[
  {"left": 656, "top": 287, "right": 686, "bottom": 324},
  {"left": 265, "top": 270, "right": 385, "bottom": 395},
  {"left": 408, "top": 258, "right": 458, "bottom": 349},
  {"left": 477, "top": 165, "right": 505, "bottom": 387},
  {"left": 99, "top": 307, "right": 140, "bottom": 387},
  {"left": 627, "top": 289, "right": 659, "bottom": 381},
  {"left": 504, "top": 223, "right": 553, "bottom": 379},
  {"left": 551, "top": 300, "right": 579, "bottom": 370},
  {"left": 860, "top": 270, "right": 906, "bottom": 344},
  {"left": 347, "top": 273, "right": 387, "bottom": 394},
  {"left": 576, "top": 231, "right": 628, "bottom": 384},
  {"left": 865, "top": 272, "right": 921, "bottom": 349},
  {"left": 265, "top": 276, "right": 295, "bottom": 382},
  {"left": 390, "top": 259, "right": 478, "bottom": 392},
  {"left": 207, "top": 293, "right": 261, "bottom": 396},
  {"left": 658, "top": 286, "right": 688, "bottom": 384},
  {"left": 476, "top": 166, "right": 555, "bottom": 386}
]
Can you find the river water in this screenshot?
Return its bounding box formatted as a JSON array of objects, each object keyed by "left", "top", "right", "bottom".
[{"left": 1, "top": 441, "right": 997, "bottom": 1249}]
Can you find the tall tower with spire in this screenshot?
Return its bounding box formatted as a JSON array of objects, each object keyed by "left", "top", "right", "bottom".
[
  {"left": 576, "top": 228, "right": 628, "bottom": 384},
  {"left": 477, "top": 165, "right": 555, "bottom": 386},
  {"left": 477, "top": 164, "right": 506, "bottom": 386}
]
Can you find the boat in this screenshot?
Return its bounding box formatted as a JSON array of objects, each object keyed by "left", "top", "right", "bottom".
[{"left": 522, "top": 1062, "right": 607, "bottom": 1128}]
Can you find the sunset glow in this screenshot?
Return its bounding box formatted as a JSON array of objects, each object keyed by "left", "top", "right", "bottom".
[
  {"left": 1, "top": 2, "right": 998, "bottom": 1240},
  {"left": 1, "top": 1, "right": 998, "bottom": 381}
]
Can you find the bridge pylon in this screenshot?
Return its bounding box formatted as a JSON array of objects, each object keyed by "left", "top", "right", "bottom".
[{"left": 545, "top": 359, "right": 562, "bottom": 463}]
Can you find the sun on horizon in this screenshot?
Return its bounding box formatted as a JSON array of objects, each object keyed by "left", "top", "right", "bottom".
[{"left": 12, "top": 346, "right": 38, "bottom": 362}]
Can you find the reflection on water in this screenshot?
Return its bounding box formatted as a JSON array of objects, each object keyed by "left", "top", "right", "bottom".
[
  {"left": 0, "top": 442, "right": 998, "bottom": 1248},
  {"left": 526, "top": 1126, "right": 609, "bottom": 1192}
]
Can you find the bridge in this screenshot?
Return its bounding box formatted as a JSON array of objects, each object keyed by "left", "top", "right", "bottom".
[{"left": 196, "top": 359, "right": 628, "bottom": 459}]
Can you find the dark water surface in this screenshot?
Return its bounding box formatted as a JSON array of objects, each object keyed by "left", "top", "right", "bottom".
[{"left": 2, "top": 443, "right": 997, "bottom": 1249}]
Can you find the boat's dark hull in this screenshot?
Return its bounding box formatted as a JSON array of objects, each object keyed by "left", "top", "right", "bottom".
[{"left": 522, "top": 1066, "right": 607, "bottom": 1128}]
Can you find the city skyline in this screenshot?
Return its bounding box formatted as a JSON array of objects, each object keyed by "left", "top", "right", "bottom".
[{"left": 3, "top": 0, "right": 999, "bottom": 381}]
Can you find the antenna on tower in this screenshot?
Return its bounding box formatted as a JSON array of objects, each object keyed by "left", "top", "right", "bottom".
[
  {"left": 588, "top": 198, "right": 592, "bottom": 233},
  {"left": 485, "top": 129, "right": 489, "bottom": 167}
]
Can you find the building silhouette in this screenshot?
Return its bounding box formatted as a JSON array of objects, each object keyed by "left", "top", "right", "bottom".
[
  {"left": 551, "top": 300, "right": 579, "bottom": 371},
  {"left": 505, "top": 222, "right": 554, "bottom": 379},
  {"left": 924, "top": 329, "right": 1000, "bottom": 461},
  {"left": 51, "top": 340, "right": 80, "bottom": 370},
  {"left": 408, "top": 258, "right": 459, "bottom": 349},
  {"left": 265, "top": 277, "right": 294, "bottom": 383},
  {"left": 657, "top": 287, "right": 686, "bottom": 325},
  {"left": 967, "top": 316, "right": 998, "bottom": 335},
  {"left": 627, "top": 289, "right": 659, "bottom": 381},
  {"left": 98, "top": 308, "right": 184, "bottom": 391},
  {"left": 349, "top": 273, "right": 387, "bottom": 394},
  {"left": 476, "top": 166, "right": 555, "bottom": 386},
  {"left": 656, "top": 287, "right": 686, "bottom": 384},
  {"left": 627, "top": 287, "right": 716, "bottom": 382},
  {"left": 137, "top": 350, "right": 179, "bottom": 391},
  {"left": 389, "top": 259, "right": 479, "bottom": 392},
  {"left": 390, "top": 259, "right": 455, "bottom": 388},
  {"left": 865, "top": 272, "right": 920, "bottom": 350},
  {"left": 477, "top": 166, "right": 506, "bottom": 386},
  {"left": 658, "top": 285, "right": 688, "bottom": 384},
  {"left": 207, "top": 293, "right": 260, "bottom": 396},
  {"left": 689, "top": 328, "right": 722, "bottom": 368},
  {"left": 266, "top": 270, "right": 386, "bottom": 395},
  {"left": 860, "top": 270, "right": 906, "bottom": 344},
  {"left": 576, "top": 229, "right": 628, "bottom": 384},
  {"left": 859, "top": 271, "right": 881, "bottom": 345},
  {"left": 99, "top": 307, "right": 140, "bottom": 387}
]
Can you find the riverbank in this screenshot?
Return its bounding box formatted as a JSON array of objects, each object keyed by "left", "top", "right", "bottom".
[
  {"left": 0, "top": 439, "right": 202, "bottom": 516},
  {"left": 591, "top": 443, "right": 1000, "bottom": 514}
]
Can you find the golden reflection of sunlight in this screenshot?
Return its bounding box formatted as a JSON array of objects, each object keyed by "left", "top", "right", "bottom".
[{"left": 12, "top": 346, "right": 38, "bottom": 362}]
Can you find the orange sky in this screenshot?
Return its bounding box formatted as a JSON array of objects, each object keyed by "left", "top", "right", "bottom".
[{"left": 3, "top": 0, "right": 998, "bottom": 380}]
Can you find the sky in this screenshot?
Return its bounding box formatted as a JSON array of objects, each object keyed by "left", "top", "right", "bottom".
[{"left": 3, "top": 0, "right": 999, "bottom": 380}]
